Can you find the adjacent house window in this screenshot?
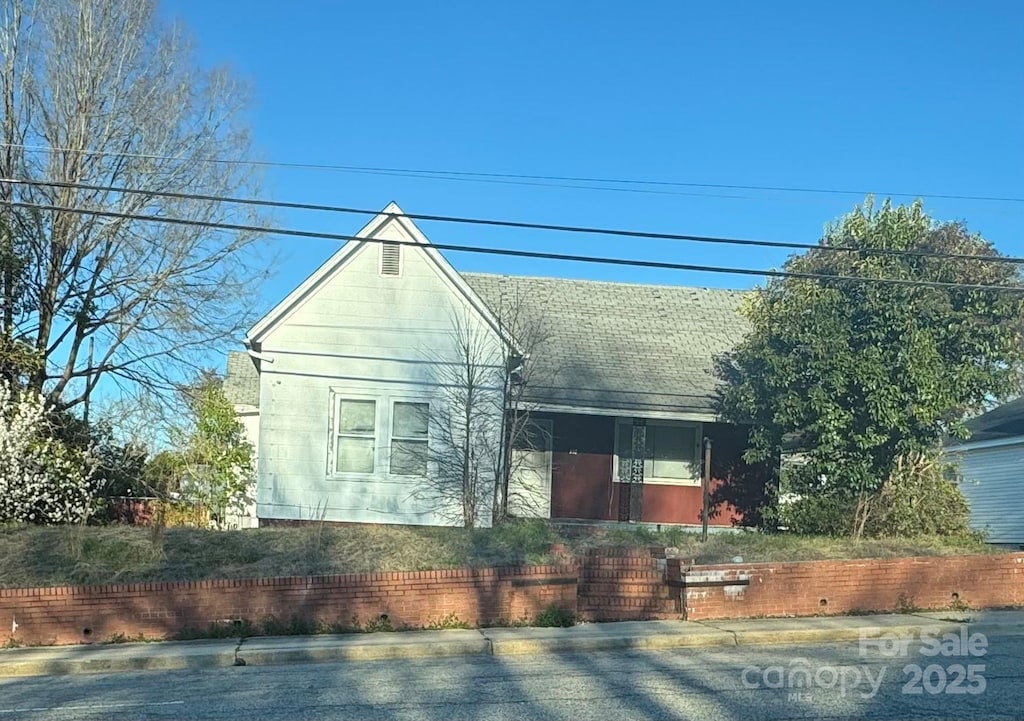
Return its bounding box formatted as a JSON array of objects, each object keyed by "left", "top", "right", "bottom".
[
  {"left": 614, "top": 419, "right": 701, "bottom": 485},
  {"left": 390, "top": 401, "right": 429, "bottom": 476},
  {"left": 333, "top": 398, "right": 377, "bottom": 474},
  {"left": 380, "top": 241, "right": 402, "bottom": 276}
]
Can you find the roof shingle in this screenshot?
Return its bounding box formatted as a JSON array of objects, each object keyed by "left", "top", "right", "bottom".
[
  {"left": 223, "top": 350, "right": 259, "bottom": 407},
  {"left": 463, "top": 273, "right": 748, "bottom": 416}
]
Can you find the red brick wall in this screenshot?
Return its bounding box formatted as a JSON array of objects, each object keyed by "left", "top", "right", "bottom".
[
  {"left": 1, "top": 565, "right": 577, "bottom": 646},
  {"left": 671, "top": 553, "right": 1024, "bottom": 620},
  {"left": 5, "top": 552, "right": 1022, "bottom": 646},
  {"left": 576, "top": 548, "right": 676, "bottom": 621}
]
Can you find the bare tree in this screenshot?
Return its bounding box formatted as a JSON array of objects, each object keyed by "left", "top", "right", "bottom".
[
  {"left": 413, "top": 312, "right": 504, "bottom": 528},
  {"left": 412, "top": 287, "right": 554, "bottom": 528},
  {"left": 491, "top": 284, "right": 554, "bottom": 523},
  {"left": 0, "top": 0, "right": 267, "bottom": 410}
]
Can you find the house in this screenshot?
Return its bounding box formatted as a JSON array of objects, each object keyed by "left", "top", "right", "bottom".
[
  {"left": 223, "top": 203, "right": 767, "bottom": 528},
  {"left": 220, "top": 352, "right": 260, "bottom": 528},
  {"left": 945, "top": 398, "right": 1024, "bottom": 546}
]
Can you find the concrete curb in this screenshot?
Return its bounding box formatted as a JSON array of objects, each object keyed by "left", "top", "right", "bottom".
[
  {"left": 2, "top": 615, "right": 1022, "bottom": 677},
  {"left": 966, "top": 623, "right": 1024, "bottom": 637},
  {"left": 908, "top": 611, "right": 1024, "bottom": 638},
  {"left": 484, "top": 629, "right": 736, "bottom": 656},
  {"left": 237, "top": 637, "right": 491, "bottom": 665},
  {"left": 0, "top": 654, "right": 237, "bottom": 677},
  {"left": 721, "top": 623, "right": 963, "bottom": 647}
]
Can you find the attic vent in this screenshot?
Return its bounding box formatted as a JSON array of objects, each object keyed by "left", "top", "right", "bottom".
[{"left": 380, "top": 242, "right": 401, "bottom": 276}]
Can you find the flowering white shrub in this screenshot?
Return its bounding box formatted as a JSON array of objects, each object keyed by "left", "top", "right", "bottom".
[{"left": 0, "top": 381, "right": 98, "bottom": 524}]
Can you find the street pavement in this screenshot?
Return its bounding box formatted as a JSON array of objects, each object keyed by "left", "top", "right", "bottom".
[{"left": 0, "top": 611, "right": 1021, "bottom": 720}]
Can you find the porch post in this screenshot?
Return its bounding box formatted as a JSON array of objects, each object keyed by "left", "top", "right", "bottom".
[
  {"left": 701, "top": 437, "right": 713, "bottom": 541},
  {"left": 618, "top": 418, "right": 646, "bottom": 522}
]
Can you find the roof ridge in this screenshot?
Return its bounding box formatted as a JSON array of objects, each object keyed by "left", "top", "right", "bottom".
[{"left": 461, "top": 271, "right": 748, "bottom": 295}]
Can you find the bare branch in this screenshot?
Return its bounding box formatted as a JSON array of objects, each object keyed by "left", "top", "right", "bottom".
[
  {"left": 0, "top": 0, "right": 268, "bottom": 407},
  {"left": 410, "top": 284, "right": 559, "bottom": 527}
]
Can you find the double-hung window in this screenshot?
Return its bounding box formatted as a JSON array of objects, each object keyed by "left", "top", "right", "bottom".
[
  {"left": 333, "top": 398, "right": 377, "bottom": 474},
  {"left": 390, "top": 401, "right": 429, "bottom": 476},
  {"left": 329, "top": 394, "right": 430, "bottom": 477},
  {"left": 615, "top": 419, "right": 701, "bottom": 485}
]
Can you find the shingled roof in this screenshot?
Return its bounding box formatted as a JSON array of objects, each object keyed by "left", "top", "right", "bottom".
[
  {"left": 947, "top": 397, "right": 1024, "bottom": 446},
  {"left": 223, "top": 350, "right": 260, "bottom": 407},
  {"left": 463, "top": 273, "right": 748, "bottom": 416},
  {"left": 224, "top": 273, "right": 750, "bottom": 415}
]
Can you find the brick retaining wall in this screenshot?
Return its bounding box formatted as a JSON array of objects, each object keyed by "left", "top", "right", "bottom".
[
  {"left": 576, "top": 547, "right": 675, "bottom": 621},
  {"left": 1, "top": 565, "right": 577, "bottom": 646},
  {"left": 669, "top": 553, "right": 1024, "bottom": 620},
  {"left": 3, "top": 552, "right": 1022, "bottom": 646}
]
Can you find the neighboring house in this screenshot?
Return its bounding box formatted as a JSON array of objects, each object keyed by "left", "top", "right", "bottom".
[
  {"left": 222, "top": 202, "right": 767, "bottom": 528},
  {"left": 945, "top": 398, "right": 1024, "bottom": 546},
  {"left": 221, "top": 352, "right": 260, "bottom": 529}
]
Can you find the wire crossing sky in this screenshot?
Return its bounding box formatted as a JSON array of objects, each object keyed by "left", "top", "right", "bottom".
[
  {"left": 6, "top": 197, "right": 1024, "bottom": 295},
  {"left": 5, "top": 177, "right": 1024, "bottom": 268}
]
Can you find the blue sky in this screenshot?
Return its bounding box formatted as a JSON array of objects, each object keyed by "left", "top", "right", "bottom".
[{"left": 162, "top": 1, "right": 1024, "bottom": 316}]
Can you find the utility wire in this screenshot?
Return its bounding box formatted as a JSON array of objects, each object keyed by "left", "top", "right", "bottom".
[
  {"left": 3, "top": 142, "right": 1022, "bottom": 204},
  {"left": 4, "top": 198, "right": 1024, "bottom": 295},
  {"left": 4, "top": 177, "right": 1024, "bottom": 267}
]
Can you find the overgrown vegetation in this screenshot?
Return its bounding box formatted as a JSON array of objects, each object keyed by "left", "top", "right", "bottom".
[
  {"left": 717, "top": 199, "right": 1024, "bottom": 537},
  {"left": 173, "top": 614, "right": 404, "bottom": 641},
  {"left": 424, "top": 613, "right": 472, "bottom": 630},
  {"left": 532, "top": 603, "right": 575, "bottom": 628},
  {"left": 0, "top": 520, "right": 994, "bottom": 590}
]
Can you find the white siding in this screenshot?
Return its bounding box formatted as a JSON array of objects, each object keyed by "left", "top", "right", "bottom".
[
  {"left": 225, "top": 406, "right": 259, "bottom": 529},
  {"left": 255, "top": 218, "right": 503, "bottom": 527},
  {"left": 951, "top": 441, "right": 1024, "bottom": 544}
]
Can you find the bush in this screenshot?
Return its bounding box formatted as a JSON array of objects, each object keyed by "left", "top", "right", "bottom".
[
  {"left": 0, "top": 381, "right": 99, "bottom": 524},
  {"left": 769, "top": 451, "right": 972, "bottom": 538},
  {"left": 771, "top": 493, "right": 858, "bottom": 536},
  {"left": 865, "top": 453, "right": 971, "bottom": 537}
]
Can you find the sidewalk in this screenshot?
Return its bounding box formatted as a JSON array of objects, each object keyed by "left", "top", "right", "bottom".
[{"left": 1, "top": 610, "right": 1021, "bottom": 678}]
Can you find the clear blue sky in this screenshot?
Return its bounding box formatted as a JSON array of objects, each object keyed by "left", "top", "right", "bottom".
[{"left": 163, "top": 0, "right": 1023, "bottom": 316}]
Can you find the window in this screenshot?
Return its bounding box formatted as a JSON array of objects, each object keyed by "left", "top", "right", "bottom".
[
  {"left": 390, "top": 401, "right": 429, "bottom": 476},
  {"left": 333, "top": 398, "right": 376, "bottom": 474},
  {"left": 615, "top": 419, "right": 701, "bottom": 485},
  {"left": 380, "top": 241, "right": 402, "bottom": 276}
]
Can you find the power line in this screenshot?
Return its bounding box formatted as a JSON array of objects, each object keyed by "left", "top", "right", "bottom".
[
  {"left": 4, "top": 197, "right": 1024, "bottom": 295},
  {"left": 308, "top": 166, "right": 1024, "bottom": 205},
  {"left": 4, "top": 142, "right": 1023, "bottom": 204},
  {"left": 4, "top": 177, "right": 1024, "bottom": 267}
]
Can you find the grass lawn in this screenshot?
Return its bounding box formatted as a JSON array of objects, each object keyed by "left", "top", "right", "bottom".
[{"left": 0, "top": 521, "right": 996, "bottom": 590}]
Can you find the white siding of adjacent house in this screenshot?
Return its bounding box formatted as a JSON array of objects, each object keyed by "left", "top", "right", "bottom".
[
  {"left": 254, "top": 217, "right": 503, "bottom": 527},
  {"left": 224, "top": 405, "right": 260, "bottom": 529},
  {"left": 950, "top": 441, "right": 1024, "bottom": 545}
]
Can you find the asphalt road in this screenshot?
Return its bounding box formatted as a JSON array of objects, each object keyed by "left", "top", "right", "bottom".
[{"left": 2, "top": 632, "right": 1022, "bottom": 720}]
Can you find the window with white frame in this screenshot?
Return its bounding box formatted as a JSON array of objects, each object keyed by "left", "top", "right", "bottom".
[
  {"left": 332, "top": 397, "right": 377, "bottom": 474},
  {"left": 390, "top": 401, "right": 429, "bottom": 476},
  {"left": 614, "top": 419, "right": 701, "bottom": 485}
]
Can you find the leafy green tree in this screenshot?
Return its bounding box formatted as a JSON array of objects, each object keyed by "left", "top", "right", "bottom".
[
  {"left": 177, "top": 382, "right": 255, "bottom": 528},
  {"left": 717, "top": 199, "right": 1024, "bottom": 536},
  {"left": 142, "top": 450, "right": 186, "bottom": 498}
]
